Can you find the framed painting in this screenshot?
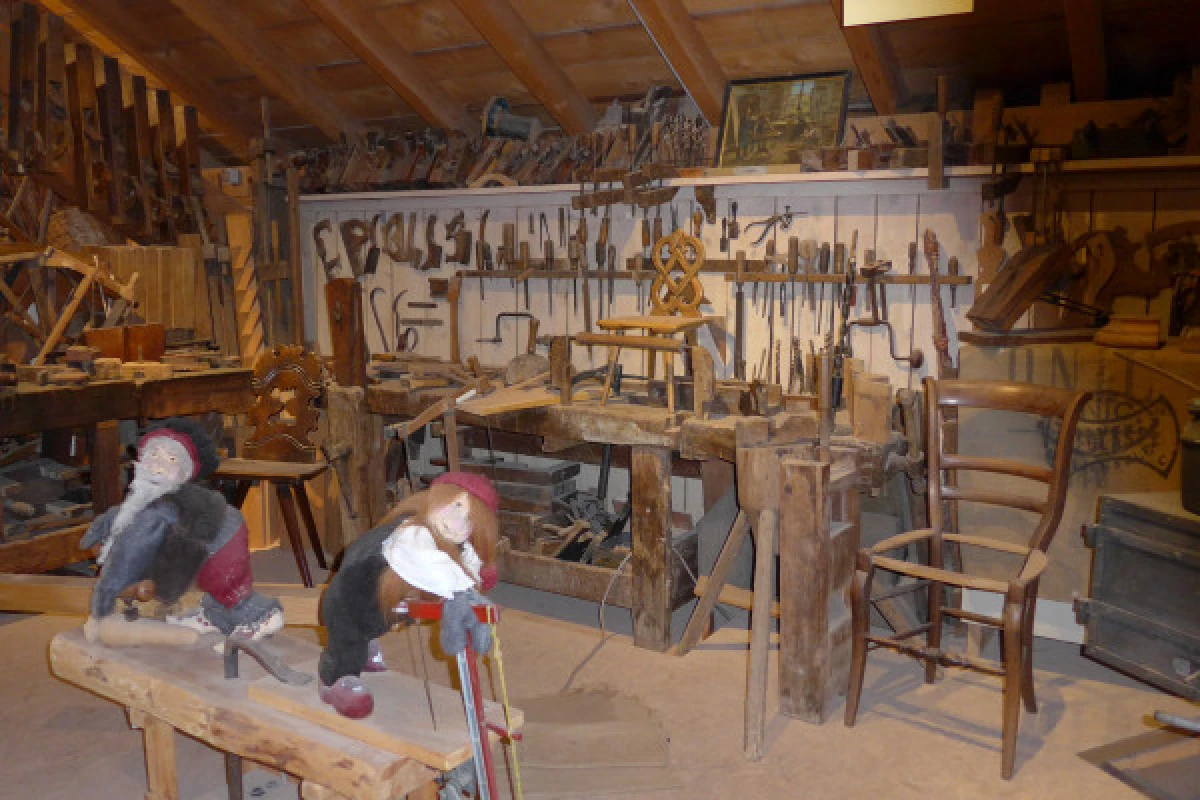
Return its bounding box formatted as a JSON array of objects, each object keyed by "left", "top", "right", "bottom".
[{"left": 714, "top": 71, "right": 851, "bottom": 168}]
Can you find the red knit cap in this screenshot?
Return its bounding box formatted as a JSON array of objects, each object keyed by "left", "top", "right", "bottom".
[{"left": 431, "top": 471, "right": 499, "bottom": 514}]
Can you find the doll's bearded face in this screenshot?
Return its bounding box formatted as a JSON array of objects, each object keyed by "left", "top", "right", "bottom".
[
  {"left": 138, "top": 437, "right": 194, "bottom": 485},
  {"left": 431, "top": 491, "right": 473, "bottom": 545}
]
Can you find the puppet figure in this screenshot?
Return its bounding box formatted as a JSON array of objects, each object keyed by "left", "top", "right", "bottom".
[
  {"left": 80, "top": 419, "right": 284, "bottom": 644},
  {"left": 318, "top": 472, "right": 499, "bottom": 719}
]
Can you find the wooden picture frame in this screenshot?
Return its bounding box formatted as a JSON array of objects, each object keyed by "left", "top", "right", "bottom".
[{"left": 714, "top": 71, "right": 851, "bottom": 168}]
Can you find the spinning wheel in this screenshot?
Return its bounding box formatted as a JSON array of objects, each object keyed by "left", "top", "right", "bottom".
[
  {"left": 0, "top": 249, "right": 136, "bottom": 362},
  {"left": 650, "top": 229, "right": 705, "bottom": 317}
]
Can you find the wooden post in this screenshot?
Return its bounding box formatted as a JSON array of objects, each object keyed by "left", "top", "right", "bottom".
[
  {"left": 91, "top": 420, "right": 123, "bottom": 514},
  {"left": 286, "top": 166, "right": 307, "bottom": 346},
  {"left": 744, "top": 508, "right": 776, "bottom": 760},
  {"left": 324, "top": 278, "right": 367, "bottom": 387},
  {"left": 630, "top": 446, "right": 672, "bottom": 651},
  {"left": 778, "top": 458, "right": 830, "bottom": 722},
  {"left": 129, "top": 709, "right": 180, "bottom": 800},
  {"left": 326, "top": 386, "right": 387, "bottom": 546}
]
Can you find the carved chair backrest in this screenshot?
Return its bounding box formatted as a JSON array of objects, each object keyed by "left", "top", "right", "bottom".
[
  {"left": 924, "top": 377, "right": 1092, "bottom": 555},
  {"left": 242, "top": 345, "right": 324, "bottom": 464}
]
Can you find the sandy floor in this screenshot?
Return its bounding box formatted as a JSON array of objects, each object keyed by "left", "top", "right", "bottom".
[{"left": 1, "top": 574, "right": 1195, "bottom": 800}]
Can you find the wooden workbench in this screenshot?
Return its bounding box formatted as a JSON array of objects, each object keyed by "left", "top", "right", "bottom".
[
  {"left": 49, "top": 627, "right": 482, "bottom": 800},
  {"left": 368, "top": 380, "right": 738, "bottom": 653},
  {"left": 0, "top": 369, "right": 254, "bottom": 574}
]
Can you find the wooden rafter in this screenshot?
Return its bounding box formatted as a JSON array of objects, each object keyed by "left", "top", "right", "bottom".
[
  {"left": 627, "top": 0, "right": 728, "bottom": 124},
  {"left": 450, "top": 0, "right": 596, "bottom": 135},
  {"left": 301, "top": 0, "right": 473, "bottom": 133},
  {"left": 1063, "top": 0, "right": 1107, "bottom": 102},
  {"left": 831, "top": 0, "right": 908, "bottom": 116},
  {"left": 39, "top": 0, "right": 257, "bottom": 154},
  {"left": 168, "top": 0, "right": 362, "bottom": 142}
]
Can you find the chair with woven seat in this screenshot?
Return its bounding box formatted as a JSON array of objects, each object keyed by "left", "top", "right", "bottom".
[
  {"left": 843, "top": 377, "right": 1091, "bottom": 780},
  {"left": 211, "top": 345, "right": 328, "bottom": 587}
]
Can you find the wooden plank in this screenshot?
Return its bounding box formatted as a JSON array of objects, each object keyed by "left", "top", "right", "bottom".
[
  {"left": 630, "top": 445, "right": 672, "bottom": 651},
  {"left": 832, "top": 0, "right": 907, "bottom": 115},
  {"left": 51, "top": 0, "right": 258, "bottom": 152},
  {"left": 135, "top": 368, "right": 255, "bottom": 419},
  {"left": 691, "top": 574, "right": 780, "bottom": 617},
  {"left": 778, "top": 458, "right": 833, "bottom": 723},
  {"left": 0, "top": 381, "right": 138, "bottom": 437},
  {"left": 675, "top": 510, "right": 750, "bottom": 655},
  {"left": 627, "top": 0, "right": 728, "bottom": 124},
  {"left": 178, "top": 234, "right": 213, "bottom": 342},
  {"left": 429, "top": 456, "right": 580, "bottom": 486},
  {"left": 128, "top": 74, "right": 157, "bottom": 236},
  {"left": 449, "top": 0, "right": 597, "bottom": 135},
  {"left": 66, "top": 42, "right": 103, "bottom": 212},
  {"left": 90, "top": 419, "right": 122, "bottom": 513},
  {"left": 247, "top": 655, "right": 521, "bottom": 772},
  {"left": 286, "top": 167, "right": 306, "bottom": 345},
  {"left": 169, "top": 0, "right": 361, "bottom": 141},
  {"left": 6, "top": 2, "right": 38, "bottom": 165},
  {"left": 0, "top": 574, "right": 321, "bottom": 624},
  {"left": 300, "top": 0, "right": 472, "bottom": 132},
  {"left": 154, "top": 89, "right": 179, "bottom": 240},
  {"left": 227, "top": 212, "right": 266, "bottom": 365},
  {"left": 458, "top": 428, "right": 703, "bottom": 478},
  {"left": 744, "top": 507, "right": 776, "bottom": 760},
  {"left": 135, "top": 711, "right": 180, "bottom": 800},
  {"left": 324, "top": 278, "right": 366, "bottom": 386},
  {"left": 49, "top": 629, "right": 433, "bottom": 800},
  {"left": 97, "top": 56, "right": 128, "bottom": 223},
  {"left": 1064, "top": 0, "right": 1107, "bottom": 102},
  {"left": 0, "top": 523, "right": 90, "bottom": 574},
  {"left": 498, "top": 544, "right": 632, "bottom": 607},
  {"left": 37, "top": 12, "right": 71, "bottom": 176}
]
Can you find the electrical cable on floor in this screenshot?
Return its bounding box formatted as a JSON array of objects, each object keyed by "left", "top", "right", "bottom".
[{"left": 559, "top": 550, "right": 632, "bottom": 693}]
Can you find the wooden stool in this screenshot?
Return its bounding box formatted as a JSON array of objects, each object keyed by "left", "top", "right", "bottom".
[
  {"left": 212, "top": 458, "right": 328, "bottom": 587},
  {"left": 577, "top": 314, "right": 715, "bottom": 413},
  {"left": 218, "top": 346, "right": 328, "bottom": 587}
]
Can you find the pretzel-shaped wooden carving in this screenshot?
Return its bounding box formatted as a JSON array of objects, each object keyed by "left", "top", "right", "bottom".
[{"left": 650, "top": 229, "right": 705, "bottom": 317}]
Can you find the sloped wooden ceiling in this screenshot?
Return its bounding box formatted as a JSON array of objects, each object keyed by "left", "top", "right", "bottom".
[{"left": 32, "top": 0, "right": 1200, "bottom": 155}]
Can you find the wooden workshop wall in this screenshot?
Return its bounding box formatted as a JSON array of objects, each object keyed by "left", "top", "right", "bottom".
[
  {"left": 298, "top": 169, "right": 1200, "bottom": 575},
  {"left": 298, "top": 175, "right": 989, "bottom": 526}
]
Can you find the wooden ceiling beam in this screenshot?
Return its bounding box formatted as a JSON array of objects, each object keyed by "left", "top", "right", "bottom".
[
  {"left": 1063, "top": 0, "right": 1107, "bottom": 101},
  {"left": 168, "top": 0, "right": 362, "bottom": 142},
  {"left": 627, "top": 0, "right": 727, "bottom": 124},
  {"left": 301, "top": 0, "right": 473, "bottom": 133},
  {"left": 41, "top": 0, "right": 258, "bottom": 153},
  {"left": 449, "top": 0, "right": 596, "bottom": 134},
  {"left": 831, "top": 0, "right": 908, "bottom": 115}
]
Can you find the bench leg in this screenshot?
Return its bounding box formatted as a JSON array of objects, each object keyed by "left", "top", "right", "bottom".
[
  {"left": 225, "top": 753, "right": 244, "bottom": 800},
  {"left": 293, "top": 483, "right": 328, "bottom": 570},
  {"left": 275, "top": 482, "right": 314, "bottom": 587},
  {"left": 131, "top": 710, "right": 179, "bottom": 800}
]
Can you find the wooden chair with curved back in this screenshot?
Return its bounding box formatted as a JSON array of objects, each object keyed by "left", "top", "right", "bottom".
[
  {"left": 843, "top": 377, "right": 1092, "bottom": 780},
  {"left": 211, "top": 345, "right": 328, "bottom": 587}
]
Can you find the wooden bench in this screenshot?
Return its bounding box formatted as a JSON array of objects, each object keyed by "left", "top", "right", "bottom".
[{"left": 50, "top": 627, "right": 520, "bottom": 799}]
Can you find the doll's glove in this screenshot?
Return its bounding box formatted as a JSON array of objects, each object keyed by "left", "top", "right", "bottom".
[{"left": 439, "top": 589, "right": 492, "bottom": 656}]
